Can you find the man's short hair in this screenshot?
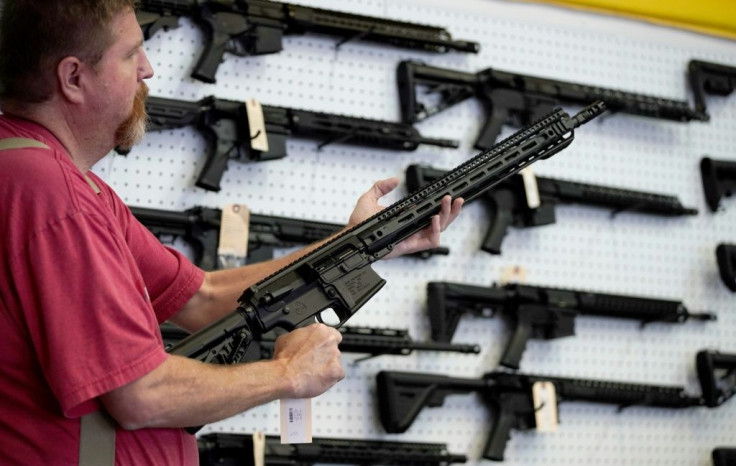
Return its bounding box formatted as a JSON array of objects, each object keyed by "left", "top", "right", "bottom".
[{"left": 0, "top": 0, "right": 138, "bottom": 104}]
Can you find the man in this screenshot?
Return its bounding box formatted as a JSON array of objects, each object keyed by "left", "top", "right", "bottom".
[{"left": 0, "top": 1, "right": 463, "bottom": 464}]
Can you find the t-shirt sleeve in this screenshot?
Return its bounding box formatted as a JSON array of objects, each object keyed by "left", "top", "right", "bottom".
[
  {"left": 11, "top": 211, "right": 172, "bottom": 418},
  {"left": 105, "top": 194, "right": 205, "bottom": 324}
]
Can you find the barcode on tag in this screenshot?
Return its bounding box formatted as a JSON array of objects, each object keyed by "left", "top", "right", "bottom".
[
  {"left": 280, "top": 398, "right": 312, "bottom": 444},
  {"left": 217, "top": 204, "right": 250, "bottom": 269}
]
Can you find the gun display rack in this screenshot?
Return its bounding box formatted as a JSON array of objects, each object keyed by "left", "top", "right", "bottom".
[{"left": 95, "top": 0, "right": 736, "bottom": 464}]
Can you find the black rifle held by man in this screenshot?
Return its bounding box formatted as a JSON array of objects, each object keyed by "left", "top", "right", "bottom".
[
  {"left": 161, "top": 322, "right": 480, "bottom": 362},
  {"left": 406, "top": 163, "right": 698, "bottom": 254},
  {"left": 197, "top": 432, "right": 468, "bottom": 465},
  {"left": 398, "top": 59, "right": 736, "bottom": 150},
  {"left": 130, "top": 205, "right": 450, "bottom": 270},
  {"left": 123, "top": 95, "right": 459, "bottom": 191},
  {"left": 136, "top": 0, "right": 479, "bottom": 83},
  {"left": 166, "top": 104, "right": 605, "bottom": 431},
  {"left": 427, "top": 281, "right": 716, "bottom": 369}
]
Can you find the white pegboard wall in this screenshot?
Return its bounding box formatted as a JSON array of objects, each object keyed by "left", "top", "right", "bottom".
[{"left": 92, "top": 0, "right": 736, "bottom": 464}]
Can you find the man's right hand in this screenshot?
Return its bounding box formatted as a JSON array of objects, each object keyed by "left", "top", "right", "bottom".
[{"left": 271, "top": 323, "right": 345, "bottom": 399}]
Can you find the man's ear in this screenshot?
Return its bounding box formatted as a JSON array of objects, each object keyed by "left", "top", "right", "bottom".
[{"left": 56, "top": 56, "right": 85, "bottom": 104}]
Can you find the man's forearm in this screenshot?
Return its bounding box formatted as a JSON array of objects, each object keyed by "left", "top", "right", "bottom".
[
  {"left": 102, "top": 322, "right": 344, "bottom": 430},
  {"left": 100, "top": 355, "right": 293, "bottom": 430}
]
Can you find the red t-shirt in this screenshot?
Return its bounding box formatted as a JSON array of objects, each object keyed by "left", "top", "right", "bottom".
[{"left": 0, "top": 115, "right": 205, "bottom": 465}]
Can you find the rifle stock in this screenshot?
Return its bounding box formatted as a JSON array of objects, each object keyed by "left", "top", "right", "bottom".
[
  {"left": 696, "top": 350, "right": 736, "bottom": 408},
  {"left": 713, "top": 448, "right": 736, "bottom": 466},
  {"left": 688, "top": 60, "right": 736, "bottom": 119},
  {"left": 701, "top": 157, "right": 736, "bottom": 212},
  {"left": 716, "top": 243, "right": 736, "bottom": 292}
]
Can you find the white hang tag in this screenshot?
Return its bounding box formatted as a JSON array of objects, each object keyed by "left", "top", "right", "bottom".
[
  {"left": 246, "top": 98, "right": 269, "bottom": 152},
  {"left": 520, "top": 167, "right": 541, "bottom": 209},
  {"left": 532, "top": 381, "right": 559, "bottom": 432},
  {"left": 499, "top": 265, "right": 527, "bottom": 285},
  {"left": 252, "top": 430, "right": 265, "bottom": 466},
  {"left": 217, "top": 203, "right": 250, "bottom": 269},
  {"left": 279, "top": 398, "right": 312, "bottom": 444}
]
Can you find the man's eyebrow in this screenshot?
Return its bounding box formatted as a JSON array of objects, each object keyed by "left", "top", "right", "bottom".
[{"left": 128, "top": 38, "right": 144, "bottom": 54}]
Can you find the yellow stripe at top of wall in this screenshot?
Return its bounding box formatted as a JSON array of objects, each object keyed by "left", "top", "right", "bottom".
[{"left": 513, "top": 0, "right": 736, "bottom": 40}]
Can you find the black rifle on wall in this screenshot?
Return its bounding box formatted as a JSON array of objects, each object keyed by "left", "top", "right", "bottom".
[
  {"left": 122, "top": 95, "right": 459, "bottom": 191},
  {"left": 136, "top": 0, "right": 479, "bottom": 83},
  {"left": 160, "top": 322, "right": 480, "bottom": 361},
  {"left": 377, "top": 349, "right": 736, "bottom": 462},
  {"left": 427, "top": 281, "right": 716, "bottom": 369},
  {"left": 406, "top": 163, "right": 698, "bottom": 254},
  {"left": 166, "top": 103, "right": 604, "bottom": 433},
  {"left": 398, "top": 59, "right": 736, "bottom": 150},
  {"left": 716, "top": 243, "right": 736, "bottom": 292},
  {"left": 131, "top": 205, "right": 450, "bottom": 271},
  {"left": 197, "top": 432, "right": 468, "bottom": 465},
  {"left": 701, "top": 157, "right": 736, "bottom": 212}
]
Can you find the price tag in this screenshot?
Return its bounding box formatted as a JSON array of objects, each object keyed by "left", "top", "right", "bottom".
[
  {"left": 217, "top": 203, "right": 250, "bottom": 269},
  {"left": 499, "top": 265, "right": 527, "bottom": 285},
  {"left": 520, "top": 167, "right": 541, "bottom": 209},
  {"left": 246, "top": 98, "right": 269, "bottom": 152},
  {"left": 252, "top": 431, "right": 265, "bottom": 466},
  {"left": 532, "top": 381, "right": 559, "bottom": 432},
  {"left": 280, "top": 398, "right": 312, "bottom": 444}
]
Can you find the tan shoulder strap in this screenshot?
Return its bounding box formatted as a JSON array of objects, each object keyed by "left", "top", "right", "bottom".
[
  {"left": 78, "top": 410, "right": 116, "bottom": 466},
  {"left": 0, "top": 136, "right": 101, "bottom": 194},
  {"left": 0, "top": 137, "right": 50, "bottom": 151},
  {"left": 0, "top": 136, "right": 116, "bottom": 464}
]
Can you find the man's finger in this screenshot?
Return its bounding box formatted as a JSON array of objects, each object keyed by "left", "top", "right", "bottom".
[
  {"left": 368, "top": 177, "right": 399, "bottom": 201},
  {"left": 438, "top": 195, "right": 452, "bottom": 231}
]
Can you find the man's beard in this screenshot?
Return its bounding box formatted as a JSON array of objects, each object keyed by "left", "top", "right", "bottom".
[{"left": 114, "top": 82, "right": 149, "bottom": 153}]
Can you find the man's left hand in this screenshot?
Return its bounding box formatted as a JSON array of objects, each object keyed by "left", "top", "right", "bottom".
[{"left": 347, "top": 177, "right": 463, "bottom": 259}]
